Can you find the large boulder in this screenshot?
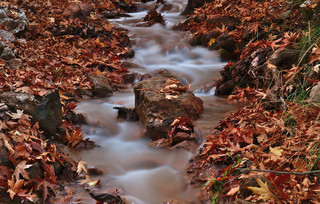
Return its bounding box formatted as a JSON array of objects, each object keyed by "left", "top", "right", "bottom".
[
  {"left": 0, "top": 90, "right": 62, "bottom": 136},
  {"left": 134, "top": 76, "right": 203, "bottom": 140}
]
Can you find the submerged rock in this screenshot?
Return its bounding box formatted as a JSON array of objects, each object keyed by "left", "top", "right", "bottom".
[
  {"left": 0, "top": 90, "right": 62, "bottom": 136},
  {"left": 134, "top": 76, "right": 203, "bottom": 141}
]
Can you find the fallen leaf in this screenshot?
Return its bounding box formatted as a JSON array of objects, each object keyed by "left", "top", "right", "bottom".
[
  {"left": 77, "top": 160, "right": 87, "bottom": 175},
  {"left": 226, "top": 186, "right": 240, "bottom": 196},
  {"left": 270, "top": 146, "right": 283, "bottom": 157},
  {"left": 35, "top": 178, "right": 58, "bottom": 202},
  {"left": 13, "top": 161, "right": 33, "bottom": 180},
  {"left": 247, "top": 178, "right": 277, "bottom": 202},
  {"left": 8, "top": 110, "right": 24, "bottom": 120}
]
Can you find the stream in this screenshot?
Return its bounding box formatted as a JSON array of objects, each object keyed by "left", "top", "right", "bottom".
[{"left": 69, "top": 1, "right": 237, "bottom": 203}]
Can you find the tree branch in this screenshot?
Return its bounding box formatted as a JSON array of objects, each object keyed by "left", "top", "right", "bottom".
[{"left": 235, "top": 168, "right": 320, "bottom": 175}]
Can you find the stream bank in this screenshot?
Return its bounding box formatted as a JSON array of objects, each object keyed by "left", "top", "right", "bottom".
[
  {"left": 177, "top": 0, "right": 320, "bottom": 203},
  {"left": 2, "top": 0, "right": 319, "bottom": 203}
]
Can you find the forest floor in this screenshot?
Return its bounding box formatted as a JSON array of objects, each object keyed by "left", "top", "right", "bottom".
[
  {"left": 176, "top": 0, "right": 320, "bottom": 203},
  {"left": 0, "top": 0, "right": 320, "bottom": 203}
]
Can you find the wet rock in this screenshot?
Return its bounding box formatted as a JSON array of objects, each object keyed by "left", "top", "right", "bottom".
[
  {"left": 0, "top": 30, "right": 15, "bottom": 42},
  {"left": 63, "top": 3, "right": 94, "bottom": 21},
  {"left": 103, "top": 11, "right": 131, "bottom": 19},
  {"left": 121, "top": 72, "right": 137, "bottom": 84},
  {"left": 120, "top": 47, "right": 135, "bottom": 58},
  {"left": 171, "top": 140, "right": 198, "bottom": 151},
  {"left": 0, "top": 41, "right": 5, "bottom": 54},
  {"left": 89, "top": 192, "right": 124, "bottom": 204},
  {"left": 203, "top": 30, "right": 220, "bottom": 45},
  {"left": 210, "top": 33, "right": 235, "bottom": 52},
  {"left": 0, "top": 47, "right": 15, "bottom": 60},
  {"left": 0, "top": 140, "right": 11, "bottom": 167},
  {"left": 215, "top": 79, "right": 236, "bottom": 95},
  {"left": 114, "top": 107, "right": 139, "bottom": 121},
  {"left": 134, "top": 76, "right": 203, "bottom": 140},
  {"left": 268, "top": 48, "right": 300, "bottom": 69},
  {"left": 142, "top": 10, "right": 165, "bottom": 26},
  {"left": 172, "top": 131, "right": 197, "bottom": 145},
  {"left": 87, "top": 167, "right": 104, "bottom": 176},
  {"left": 77, "top": 88, "right": 93, "bottom": 98},
  {"left": 87, "top": 75, "right": 113, "bottom": 98},
  {"left": 0, "top": 90, "right": 63, "bottom": 136},
  {"left": 309, "top": 82, "right": 320, "bottom": 103},
  {"left": 181, "top": 0, "right": 215, "bottom": 15},
  {"left": 0, "top": 7, "right": 28, "bottom": 34}
]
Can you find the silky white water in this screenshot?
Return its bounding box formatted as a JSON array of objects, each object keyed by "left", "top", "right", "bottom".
[{"left": 70, "top": 1, "right": 237, "bottom": 203}]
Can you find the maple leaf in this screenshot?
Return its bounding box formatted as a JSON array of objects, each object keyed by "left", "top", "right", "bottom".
[
  {"left": 13, "top": 161, "right": 33, "bottom": 180},
  {"left": 7, "top": 177, "right": 24, "bottom": 199},
  {"left": 247, "top": 178, "right": 280, "bottom": 203},
  {"left": 35, "top": 178, "right": 58, "bottom": 202},
  {"left": 7, "top": 177, "right": 35, "bottom": 201},
  {"left": 65, "top": 126, "right": 83, "bottom": 147}
]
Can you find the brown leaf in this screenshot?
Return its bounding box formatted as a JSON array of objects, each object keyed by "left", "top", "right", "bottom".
[
  {"left": 35, "top": 178, "right": 58, "bottom": 202},
  {"left": 247, "top": 178, "right": 280, "bottom": 203},
  {"left": 77, "top": 160, "right": 87, "bottom": 175},
  {"left": 13, "top": 161, "right": 33, "bottom": 180}
]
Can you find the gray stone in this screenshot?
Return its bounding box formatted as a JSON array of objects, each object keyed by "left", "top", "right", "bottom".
[
  {"left": 0, "top": 90, "right": 63, "bottom": 136},
  {"left": 0, "top": 7, "right": 28, "bottom": 34},
  {"left": 0, "top": 47, "right": 15, "bottom": 60},
  {"left": 0, "top": 9, "right": 8, "bottom": 19},
  {"left": 0, "top": 30, "right": 15, "bottom": 42},
  {"left": 268, "top": 48, "right": 300, "bottom": 70},
  {"left": 309, "top": 83, "right": 320, "bottom": 103}
]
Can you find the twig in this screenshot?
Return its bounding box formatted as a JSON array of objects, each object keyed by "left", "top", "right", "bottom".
[{"left": 235, "top": 168, "right": 320, "bottom": 175}]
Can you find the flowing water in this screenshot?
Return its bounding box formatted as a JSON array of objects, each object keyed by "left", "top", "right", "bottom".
[{"left": 69, "top": 1, "right": 238, "bottom": 203}]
